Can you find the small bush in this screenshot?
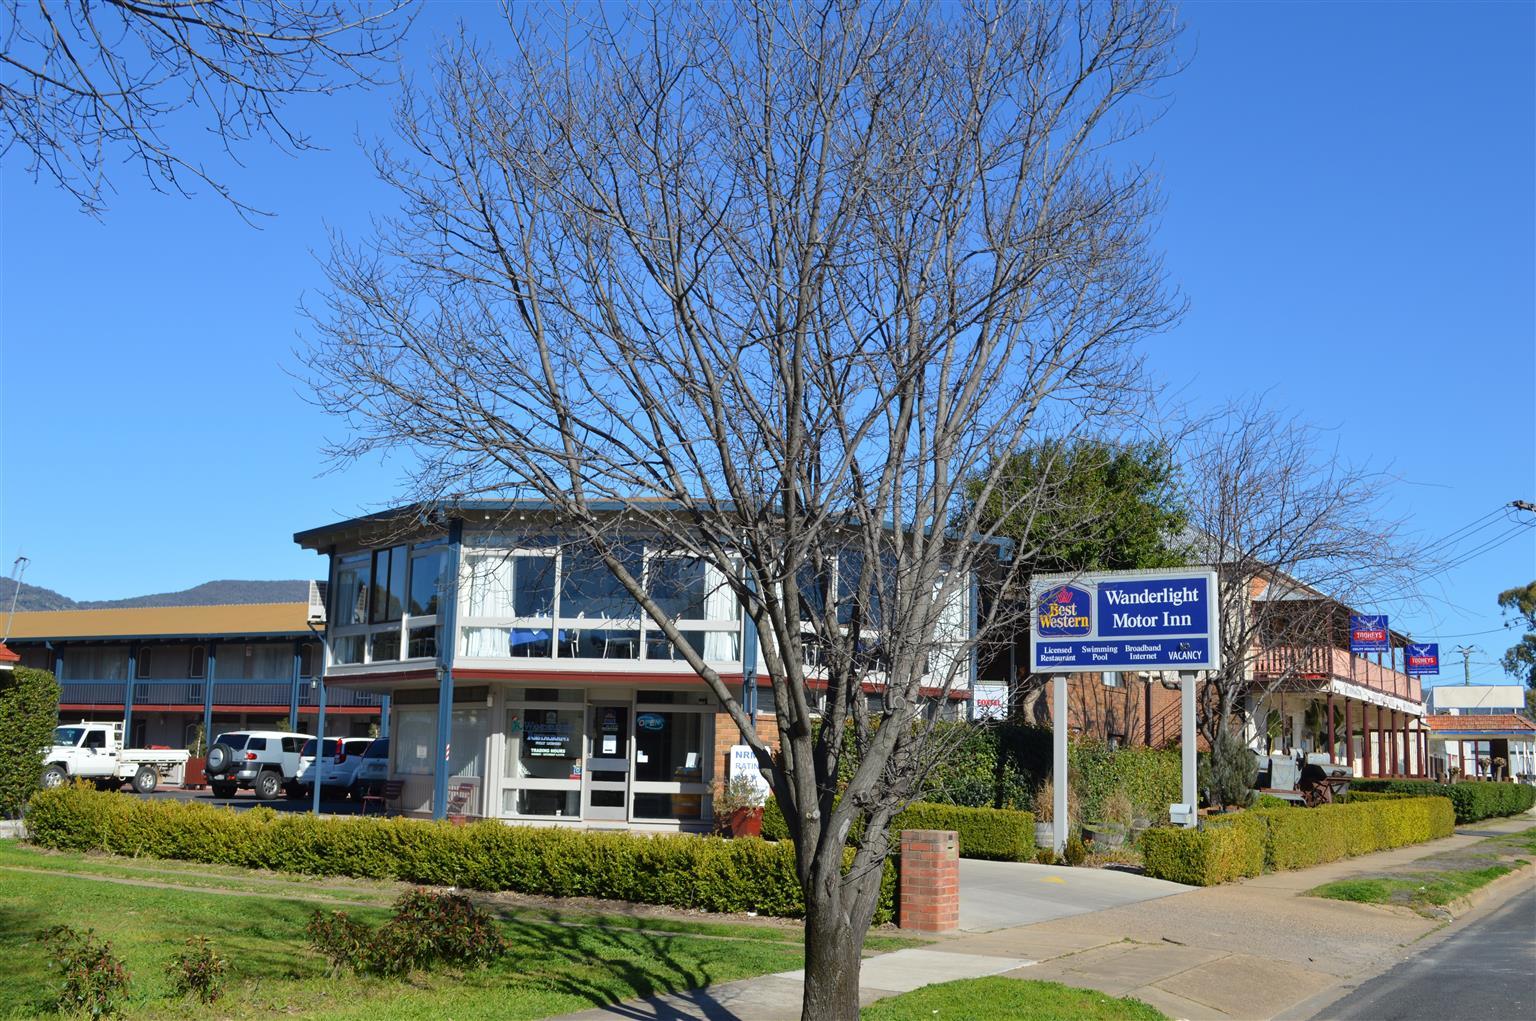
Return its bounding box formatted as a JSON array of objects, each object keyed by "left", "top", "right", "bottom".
[
  {"left": 166, "top": 936, "right": 227, "bottom": 1004},
  {"left": 1140, "top": 813, "right": 1266, "bottom": 886},
  {"left": 1063, "top": 834, "right": 1087, "bottom": 866},
  {"left": 307, "top": 891, "right": 507, "bottom": 978},
  {"left": 305, "top": 911, "right": 370, "bottom": 976},
  {"left": 1034, "top": 847, "right": 1058, "bottom": 865},
  {"left": 1069, "top": 742, "right": 1181, "bottom": 823},
  {"left": 1207, "top": 730, "right": 1257, "bottom": 810},
  {"left": 1253, "top": 794, "right": 1292, "bottom": 810},
  {"left": 38, "top": 925, "right": 131, "bottom": 1019}
]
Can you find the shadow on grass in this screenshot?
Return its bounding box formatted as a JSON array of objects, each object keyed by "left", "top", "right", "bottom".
[{"left": 0, "top": 903, "right": 68, "bottom": 1019}]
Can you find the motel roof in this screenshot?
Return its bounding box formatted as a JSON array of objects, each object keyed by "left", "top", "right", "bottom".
[
  {"left": 1423, "top": 714, "right": 1536, "bottom": 738},
  {"left": 3, "top": 603, "right": 318, "bottom": 643}
]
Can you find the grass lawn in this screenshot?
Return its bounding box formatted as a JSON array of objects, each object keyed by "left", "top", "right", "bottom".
[
  {"left": 0, "top": 841, "right": 822, "bottom": 1020},
  {"left": 1307, "top": 826, "right": 1534, "bottom": 917},
  {"left": 860, "top": 977, "right": 1168, "bottom": 1021}
]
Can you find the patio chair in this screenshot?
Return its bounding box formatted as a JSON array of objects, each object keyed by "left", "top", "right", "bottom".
[
  {"left": 360, "top": 779, "right": 404, "bottom": 817},
  {"left": 446, "top": 781, "right": 478, "bottom": 818}
]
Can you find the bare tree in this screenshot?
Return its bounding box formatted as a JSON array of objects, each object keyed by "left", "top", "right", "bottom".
[
  {"left": 1, "top": 0, "right": 412, "bottom": 216},
  {"left": 1181, "top": 401, "right": 1422, "bottom": 746},
  {"left": 304, "top": 3, "right": 1179, "bottom": 1016}
]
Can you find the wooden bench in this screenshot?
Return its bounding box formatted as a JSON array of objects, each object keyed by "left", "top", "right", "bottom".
[{"left": 360, "top": 779, "right": 404, "bottom": 817}]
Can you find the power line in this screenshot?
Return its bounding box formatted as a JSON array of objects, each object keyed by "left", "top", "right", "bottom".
[{"left": 1422, "top": 522, "right": 1535, "bottom": 578}]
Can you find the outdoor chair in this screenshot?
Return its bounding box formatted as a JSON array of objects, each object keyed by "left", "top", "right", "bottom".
[{"left": 360, "top": 779, "right": 404, "bottom": 817}]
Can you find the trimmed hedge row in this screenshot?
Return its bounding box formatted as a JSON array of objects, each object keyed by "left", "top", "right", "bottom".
[
  {"left": 1343, "top": 791, "right": 1410, "bottom": 803},
  {"left": 1141, "top": 796, "right": 1455, "bottom": 886},
  {"left": 25, "top": 787, "right": 894, "bottom": 922},
  {"left": 1349, "top": 779, "right": 1535, "bottom": 823},
  {"left": 761, "top": 798, "right": 1036, "bottom": 862}
]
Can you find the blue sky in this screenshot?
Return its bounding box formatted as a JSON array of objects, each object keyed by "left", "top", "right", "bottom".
[{"left": 3, "top": 2, "right": 1532, "bottom": 685}]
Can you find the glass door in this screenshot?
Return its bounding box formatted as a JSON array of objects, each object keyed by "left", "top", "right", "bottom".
[{"left": 586, "top": 703, "right": 631, "bottom": 821}]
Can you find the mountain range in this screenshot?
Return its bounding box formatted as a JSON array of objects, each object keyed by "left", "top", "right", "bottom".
[{"left": 0, "top": 578, "right": 312, "bottom": 613}]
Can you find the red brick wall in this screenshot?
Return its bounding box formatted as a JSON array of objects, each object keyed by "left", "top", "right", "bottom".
[
  {"left": 1039, "top": 673, "right": 1186, "bottom": 748},
  {"left": 898, "top": 829, "right": 959, "bottom": 932},
  {"left": 712, "top": 710, "right": 780, "bottom": 785}
]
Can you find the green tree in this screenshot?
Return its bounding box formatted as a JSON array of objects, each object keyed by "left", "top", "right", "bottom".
[
  {"left": 1497, "top": 581, "right": 1536, "bottom": 710},
  {"left": 970, "top": 439, "right": 1189, "bottom": 574},
  {"left": 0, "top": 666, "right": 61, "bottom": 818}
]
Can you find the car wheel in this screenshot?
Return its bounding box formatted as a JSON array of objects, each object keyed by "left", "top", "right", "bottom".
[
  {"left": 40, "top": 765, "right": 67, "bottom": 789},
  {"left": 131, "top": 765, "right": 159, "bottom": 794},
  {"left": 254, "top": 771, "right": 282, "bottom": 801},
  {"left": 210, "top": 783, "right": 237, "bottom": 799}
]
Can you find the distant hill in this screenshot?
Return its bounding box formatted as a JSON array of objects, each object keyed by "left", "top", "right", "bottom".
[{"left": 0, "top": 578, "right": 312, "bottom": 613}]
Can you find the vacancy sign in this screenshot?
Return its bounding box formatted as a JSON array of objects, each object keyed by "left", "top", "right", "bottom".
[
  {"left": 1030, "top": 568, "right": 1221, "bottom": 674},
  {"left": 1404, "top": 643, "right": 1440, "bottom": 677},
  {"left": 1349, "top": 615, "right": 1391, "bottom": 654}
]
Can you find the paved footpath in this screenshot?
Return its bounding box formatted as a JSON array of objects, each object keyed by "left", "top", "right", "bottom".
[{"left": 550, "top": 814, "right": 1535, "bottom": 1021}]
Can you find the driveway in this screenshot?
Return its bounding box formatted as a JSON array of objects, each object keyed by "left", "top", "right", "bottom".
[{"left": 958, "top": 859, "right": 1189, "bottom": 932}]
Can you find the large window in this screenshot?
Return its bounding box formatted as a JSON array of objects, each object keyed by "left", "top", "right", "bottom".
[
  {"left": 630, "top": 695, "right": 711, "bottom": 822},
  {"left": 459, "top": 542, "right": 742, "bottom": 663},
  {"left": 500, "top": 689, "right": 584, "bottom": 818},
  {"left": 331, "top": 539, "right": 446, "bottom": 666},
  {"left": 393, "top": 709, "right": 436, "bottom": 775}
]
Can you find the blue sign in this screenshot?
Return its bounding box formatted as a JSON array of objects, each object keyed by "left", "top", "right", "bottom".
[
  {"left": 1349, "top": 615, "right": 1390, "bottom": 654},
  {"left": 1404, "top": 643, "right": 1439, "bottom": 676},
  {"left": 1030, "top": 569, "right": 1220, "bottom": 673},
  {"left": 636, "top": 713, "right": 666, "bottom": 731}
]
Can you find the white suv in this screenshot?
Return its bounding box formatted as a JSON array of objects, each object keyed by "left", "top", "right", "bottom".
[
  {"left": 204, "top": 731, "right": 309, "bottom": 800},
  {"left": 295, "top": 737, "right": 374, "bottom": 799},
  {"left": 353, "top": 737, "right": 391, "bottom": 797}
]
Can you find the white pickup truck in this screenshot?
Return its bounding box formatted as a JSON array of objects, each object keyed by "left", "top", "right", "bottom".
[{"left": 41, "top": 721, "right": 190, "bottom": 794}]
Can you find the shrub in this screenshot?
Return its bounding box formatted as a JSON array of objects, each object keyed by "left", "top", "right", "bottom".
[
  {"left": 1035, "top": 847, "right": 1058, "bottom": 865},
  {"left": 305, "top": 911, "right": 371, "bottom": 976},
  {"left": 1253, "top": 794, "right": 1292, "bottom": 810},
  {"left": 759, "top": 797, "right": 1034, "bottom": 861},
  {"left": 920, "top": 722, "right": 1041, "bottom": 809},
  {"left": 1349, "top": 779, "right": 1536, "bottom": 823},
  {"left": 388, "top": 889, "right": 507, "bottom": 969},
  {"left": 166, "top": 936, "right": 227, "bottom": 1004},
  {"left": 1343, "top": 790, "right": 1409, "bottom": 803},
  {"left": 1063, "top": 834, "right": 1087, "bottom": 866},
  {"left": 38, "top": 925, "right": 131, "bottom": 1019},
  {"left": 1141, "top": 797, "right": 1455, "bottom": 884},
  {"left": 26, "top": 786, "right": 894, "bottom": 923},
  {"left": 1, "top": 666, "right": 61, "bottom": 818},
  {"left": 1206, "top": 730, "right": 1257, "bottom": 810},
  {"left": 1140, "top": 813, "right": 1266, "bottom": 886},
  {"left": 1068, "top": 743, "right": 1181, "bottom": 823}
]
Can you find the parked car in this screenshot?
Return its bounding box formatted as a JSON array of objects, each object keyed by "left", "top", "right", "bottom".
[
  {"left": 294, "top": 737, "right": 374, "bottom": 799},
  {"left": 203, "top": 730, "right": 308, "bottom": 800},
  {"left": 353, "top": 737, "right": 390, "bottom": 797},
  {"left": 41, "top": 722, "right": 190, "bottom": 793}
]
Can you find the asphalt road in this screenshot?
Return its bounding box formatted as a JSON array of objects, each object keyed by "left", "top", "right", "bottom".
[
  {"left": 1320, "top": 883, "right": 1536, "bottom": 1021},
  {"left": 140, "top": 785, "right": 365, "bottom": 815}
]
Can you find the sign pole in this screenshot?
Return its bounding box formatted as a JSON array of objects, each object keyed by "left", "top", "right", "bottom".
[
  {"left": 1052, "top": 674, "right": 1068, "bottom": 855},
  {"left": 1180, "top": 670, "right": 1198, "bottom": 829}
]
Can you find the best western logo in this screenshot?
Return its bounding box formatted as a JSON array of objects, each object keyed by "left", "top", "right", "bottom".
[{"left": 1038, "top": 585, "right": 1091, "bottom": 637}]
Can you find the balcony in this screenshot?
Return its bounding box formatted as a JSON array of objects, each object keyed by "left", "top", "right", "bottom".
[
  {"left": 1252, "top": 646, "right": 1422, "bottom": 703},
  {"left": 59, "top": 679, "right": 383, "bottom": 709}
]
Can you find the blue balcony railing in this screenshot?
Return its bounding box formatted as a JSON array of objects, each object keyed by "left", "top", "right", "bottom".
[{"left": 59, "top": 679, "right": 384, "bottom": 710}]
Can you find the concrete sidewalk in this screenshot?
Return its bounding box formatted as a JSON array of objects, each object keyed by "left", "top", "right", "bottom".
[
  {"left": 550, "top": 815, "right": 1535, "bottom": 1021},
  {"left": 959, "top": 858, "right": 1189, "bottom": 931}
]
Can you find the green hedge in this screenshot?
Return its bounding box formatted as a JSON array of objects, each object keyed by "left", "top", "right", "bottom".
[
  {"left": 1069, "top": 742, "right": 1182, "bottom": 823},
  {"left": 25, "top": 787, "right": 894, "bottom": 922},
  {"left": 1349, "top": 779, "right": 1536, "bottom": 823},
  {"left": 1343, "top": 790, "right": 1410, "bottom": 803},
  {"left": 1142, "top": 797, "right": 1455, "bottom": 886},
  {"left": 761, "top": 798, "right": 1035, "bottom": 862},
  {"left": 0, "top": 666, "right": 61, "bottom": 819},
  {"left": 1140, "top": 812, "right": 1266, "bottom": 886}
]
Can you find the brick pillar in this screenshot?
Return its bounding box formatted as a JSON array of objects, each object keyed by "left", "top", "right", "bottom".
[{"left": 899, "top": 829, "right": 959, "bottom": 933}]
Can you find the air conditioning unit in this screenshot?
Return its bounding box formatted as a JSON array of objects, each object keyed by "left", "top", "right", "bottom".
[{"left": 307, "top": 580, "right": 327, "bottom": 626}]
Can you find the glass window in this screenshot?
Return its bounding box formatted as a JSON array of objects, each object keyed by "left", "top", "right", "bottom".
[
  {"left": 508, "top": 687, "right": 584, "bottom": 703},
  {"left": 514, "top": 554, "right": 556, "bottom": 617},
  {"left": 334, "top": 555, "right": 370, "bottom": 625},
  {"left": 212, "top": 733, "right": 249, "bottom": 750},
  {"left": 298, "top": 643, "right": 317, "bottom": 678},
  {"left": 393, "top": 709, "right": 436, "bottom": 775},
  {"left": 560, "top": 546, "right": 642, "bottom": 620},
  {"left": 462, "top": 554, "right": 515, "bottom": 617},
  {"left": 246, "top": 737, "right": 268, "bottom": 752},
  {"left": 409, "top": 549, "right": 445, "bottom": 617},
  {"left": 332, "top": 635, "right": 365, "bottom": 665},
  {"left": 188, "top": 646, "right": 207, "bottom": 679},
  {"left": 82, "top": 729, "right": 107, "bottom": 750},
  {"left": 371, "top": 545, "right": 408, "bottom": 623},
  {"left": 370, "top": 629, "right": 401, "bottom": 663},
  {"left": 633, "top": 711, "right": 703, "bottom": 783},
  {"left": 649, "top": 556, "right": 707, "bottom": 620},
  {"left": 633, "top": 792, "right": 703, "bottom": 821},
  {"left": 62, "top": 646, "right": 129, "bottom": 681},
  {"left": 407, "top": 624, "right": 438, "bottom": 660},
  {"left": 135, "top": 648, "right": 153, "bottom": 679},
  {"left": 449, "top": 708, "right": 485, "bottom": 778},
  {"left": 506, "top": 789, "right": 580, "bottom": 817},
  {"left": 53, "top": 727, "right": 86, "bottom": 746},
  {"left": 508, "top": 707, "right": 583, "bottom": 779}
]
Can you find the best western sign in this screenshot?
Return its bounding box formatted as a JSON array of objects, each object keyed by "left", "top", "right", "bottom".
[{"left": 1030, "top": 568, "right": 1222, "bottom": 673}]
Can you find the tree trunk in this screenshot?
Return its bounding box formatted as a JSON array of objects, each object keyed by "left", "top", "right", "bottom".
[{"left": 802, "top": 899, "right": 864, "bottom": 1021}]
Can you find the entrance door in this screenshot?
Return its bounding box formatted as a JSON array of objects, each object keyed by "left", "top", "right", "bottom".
[{"left": 586, "top": 703, "right": 630, "bottom": 821}]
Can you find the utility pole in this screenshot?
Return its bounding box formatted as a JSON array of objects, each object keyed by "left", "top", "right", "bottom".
[
  {"left": 1455, "top": 644, "right": 1479, "bottom": 685},
  {"left": 1512, "top": 500, "right": 1536, "bottom": 514},
  {"left": 3, "top": 556, "right": 28, "bottom": 642}
]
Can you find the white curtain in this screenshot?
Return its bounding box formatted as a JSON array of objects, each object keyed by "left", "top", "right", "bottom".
[
  {"left": 63, "top": 646, "right": 128, "bottom": 680},
  {"left": 463, "top": 554, "right": 515, "bottom": 618},
  {"left": 460, "top": 626, "right": 508, "bottom": 658},
  {"left": 702, "top": 563, "right": 740, "bottom": 660}
]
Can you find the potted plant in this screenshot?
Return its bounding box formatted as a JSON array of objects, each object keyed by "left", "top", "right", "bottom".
[
  {"left": 714, "top": 775, "right": 767, "bottom": 838},
  {"left": 184, "top": 724, "right": 208, "bottom": 789},
  {"left": 1085, "top": 789, "right": 1133, "bottom": 850},
  {"left": 1032, "top": 782, "right": 1055, "bottom": 850}
]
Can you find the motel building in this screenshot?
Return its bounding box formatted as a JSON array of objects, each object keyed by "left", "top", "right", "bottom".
[
  {"left": 4, "top": 597, "right": 383, "bottom": 747},
  {"left": 1237, "top": 577, "right": 1429, "bottom": 778},
  {"left": 1423, "top": 684, "right": 1536, "bottom": 783},
  {"left": 293, "top": 502, "right": 979, "bottom": 827}
]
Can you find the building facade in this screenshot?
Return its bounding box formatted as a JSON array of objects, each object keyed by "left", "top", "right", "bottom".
[
  {"left": 295, "top": 503, "right": 978, "bottom": 828},
  {"left": 5, "top": 601, "right": 383, "bottom": 747},
  {"left": 1423, "top": 684, "right": 1536, "bottom": 782}
]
